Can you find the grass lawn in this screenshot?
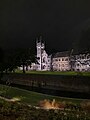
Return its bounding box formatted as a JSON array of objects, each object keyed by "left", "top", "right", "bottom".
[
  {"left": 0, "top": 84, "right": 85, "bottom": 106},
  {"left": 15, "top": 70, "right": 90, "bottom": 76}
]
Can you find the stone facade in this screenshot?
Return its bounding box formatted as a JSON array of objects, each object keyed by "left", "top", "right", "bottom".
[
  {"left": 35, "top": 37, "right": 90, "bottom": 72},
  {"left": 52, "top": 52, "right": 71, "bottom": 71},
  {"left": 36, "top": 37, "right": 71, "bottom": 71},
  {"left": 72, "top": 53, "right": 90, "bottom": 71},
  {"left": 36, "top": 37, "right": 51, "bottom": 71},
  {"left": 18, "top": 37, "right": 90, "bottom": 72}
]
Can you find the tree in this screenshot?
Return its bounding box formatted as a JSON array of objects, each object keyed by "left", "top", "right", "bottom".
[
  {"left": 0, "top": 48, "right": 38, "bottom": 74},
  {"left": 0, "top": 49, "right": 20, "bottom": 74},
  {"left": 15, "top": 48, "right": 37, "bottom": 73}
]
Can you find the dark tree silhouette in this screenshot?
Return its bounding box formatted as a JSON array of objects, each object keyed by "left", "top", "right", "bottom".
[
  {"left": 0, "top": 48, "right": 38, "bottom": 74},
  {"left": 3, "top": 51, "right": 18, "bottom": 73},
  {"left": 15, "top": 48, "right": 37, "bottom": 73}
]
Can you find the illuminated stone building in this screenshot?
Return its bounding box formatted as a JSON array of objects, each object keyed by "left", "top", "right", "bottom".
[
  {"left": 52, "top": 51, "right": 71, "bottom": 71},
  {"left": 72, "top": 53, "right": 90, "bottom": 71},
  {"left": 35, "top": 37, "right": 71, "bottom": 71},
  {"left": 19, "top": 37, "right": 90, "bottom": 72},
  {"left": 34, "top": 37, "right": 90, "bottom": 72},
  {"left": 36, "top": 37, "right": 51, "bottom": 71}
]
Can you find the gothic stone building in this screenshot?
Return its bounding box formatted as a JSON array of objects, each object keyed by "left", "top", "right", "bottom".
[
  {"left": 19, "top": 37, "right": 90, "bottom": 72},
  {"left": 72, "top": 53, "right": 90, "bottom": 71},
  {"left": 36, "top": 38, "right": 51, "bottom": 71},
  {"left": 35, "top": 37, "right": 71, "bottom": 71},
  {"left": 35, "top": 37, "right": 90, "bottom": 71},
  {"left": 52, "top": 51, "right": 71, "bottom": 71}
]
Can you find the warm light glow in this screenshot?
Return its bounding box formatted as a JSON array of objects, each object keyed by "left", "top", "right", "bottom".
[{"left": 39, "top": 99, "right": 65, "bottom": 110}]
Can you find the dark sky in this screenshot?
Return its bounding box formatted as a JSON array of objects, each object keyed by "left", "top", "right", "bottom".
[{"left": 0, "top": 0, "right": 90, "bottom": 53}]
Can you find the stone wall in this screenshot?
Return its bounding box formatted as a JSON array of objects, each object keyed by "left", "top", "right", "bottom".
[{"left": 2, "top": 73, "right": 90, "bottom": 93}]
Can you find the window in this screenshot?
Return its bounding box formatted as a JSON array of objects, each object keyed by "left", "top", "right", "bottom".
[
  {"left": 65, "top": 58, "right": 68, "bottom": 61},
  {"left": 43, "top": 57, "right": 45, "bottom": 63},
  {"left": 77, "top": 69, "right": 80, "bottom": 71},
  {"left": 42, "top": 65, "right": 46, "bottom": 69},
  {"left": 37, "top": 57, "right": 40, "bottom": 60},
  {"left": 62, "top": 58, "right": 64, "bottom": 61},
  {"left": 55, "top": 59, "right": 58, "bottom": 61},
  {"left": 82, "top": 55, "right": 85, "bottom": 59},
  {"left": 86, "top": 54, "right": 90, "bottom": 59},
  {"left": 77, "top": 64, "right": 79, "bottom": 66}
]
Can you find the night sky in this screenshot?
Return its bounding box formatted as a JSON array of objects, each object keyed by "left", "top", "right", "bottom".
[{"left": 0, "top": 0, "right": 90, "bottom": 53}]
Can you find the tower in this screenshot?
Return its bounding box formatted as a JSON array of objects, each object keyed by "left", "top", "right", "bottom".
[{"left": 36, "top": 36, "right": 45, "bottom": 70}]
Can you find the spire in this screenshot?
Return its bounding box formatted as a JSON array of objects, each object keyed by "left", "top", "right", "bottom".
[
  {"left": 39, "top": 36, "right": 42, "bottom": 43},
  {"left": 36, "top": 36, "right": 43, "bottom": 44}
]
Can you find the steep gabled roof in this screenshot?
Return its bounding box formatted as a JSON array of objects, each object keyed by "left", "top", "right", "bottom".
[{"left": 52, "top": 51, "right": 70, "bottom": 58}]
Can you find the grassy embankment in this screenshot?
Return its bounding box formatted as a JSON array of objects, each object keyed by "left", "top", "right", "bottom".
[
  {"left": 15, "top": 70, "right": 90, "bottom": 76},
  {"left": 0, "top": 84, "right": 84, "bottom": 106},
  {"left": 0, "top": 84, "right": 90, "bottom": 119}
]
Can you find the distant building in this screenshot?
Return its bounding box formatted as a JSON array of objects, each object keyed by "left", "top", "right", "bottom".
[
  {"left": 73, "top": 53, "right": 90, "bottom": 71},
  {"left": 18, "top": 37, "right": 90, "bottom": 72},
  {"left": 36, "top": 37, "right": 51, "bottom": 71},
  {"left": 36, "top": 37, "right": 71, "bottom": 71},
  {"left": 52, "top": 51, "right": 71, "bottom": 71}
]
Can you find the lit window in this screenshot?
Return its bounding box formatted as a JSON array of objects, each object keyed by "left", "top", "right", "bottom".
[{"left": 62, "top": 58, "right": 64, "bottom": 61}]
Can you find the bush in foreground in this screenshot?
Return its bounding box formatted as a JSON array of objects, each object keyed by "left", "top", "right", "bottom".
[{"left": 0, "top": 99, "right": 90, "bottom": 120}]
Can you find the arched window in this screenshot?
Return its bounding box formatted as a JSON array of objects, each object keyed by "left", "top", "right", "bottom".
[
  {"left": 62, "top": 58, "right": 64, "bottom": 61},
  {"left": 77, "top": 63, "right": 79, "bottom": 66},
  {"left": 42, "top": 65, "right": 46, "bottom": 69},
  {"left": 86, "top": 54, "right": 90, "bottom": 59},
  {"left": 82, "top": 55, "right": 85, "bottom": 59},
  {"left": 43, "top": 57, "right": 45, "bottom": 63}
]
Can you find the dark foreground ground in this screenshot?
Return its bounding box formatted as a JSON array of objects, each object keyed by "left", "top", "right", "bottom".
[
  {"left": 0, "top": 98, "right": 90, "bottom": 120},
  {"left": 0, "top": 83, "right": 90, "bottom": 120}
]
